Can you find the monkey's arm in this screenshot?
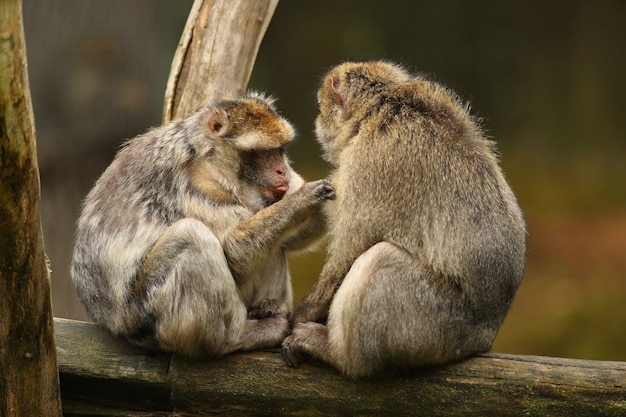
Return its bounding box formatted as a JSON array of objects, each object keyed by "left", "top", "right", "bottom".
[
  {"left": 290, "top": 182, "right": 375, "bottom": 324},
  {"left": 282, "top": 210, "right": 328, "bottom": 252},
  {"left": 222, "top": 180, "right": 334, "bottom": 284},
  {"left": 280, "top": 171, "right": 328, "bottom": 251},
  {"left": 290, "top": 253, "right": 356, "bottom": 325}
]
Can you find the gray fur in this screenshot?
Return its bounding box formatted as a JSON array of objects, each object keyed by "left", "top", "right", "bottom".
[{"left": 71, "top": 93, "right": 334, "bottom": 357}]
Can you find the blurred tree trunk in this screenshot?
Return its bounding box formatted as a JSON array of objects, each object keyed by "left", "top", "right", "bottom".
[
  {"left": 0, "top": 1, "right": 62, "bottom": 416},
  {"left": 163, "top": 0, "right": 279, "bottom": 122}
]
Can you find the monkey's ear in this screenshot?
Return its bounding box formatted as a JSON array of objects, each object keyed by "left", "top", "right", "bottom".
[
  {"left": 329, "top": 76, "right": 346, "bottom": 107},
  {"left": 207, "top": 109, "right": 229, "bottom": 137}
]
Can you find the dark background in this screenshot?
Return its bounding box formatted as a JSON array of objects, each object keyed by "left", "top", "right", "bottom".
[{"left": 23, "top": 1, "right": 626, "bottom": 361}]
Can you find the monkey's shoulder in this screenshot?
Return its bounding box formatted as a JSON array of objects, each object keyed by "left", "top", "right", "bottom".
[{"left": 362, "top": 80, "right": 473, "bottom": 135}]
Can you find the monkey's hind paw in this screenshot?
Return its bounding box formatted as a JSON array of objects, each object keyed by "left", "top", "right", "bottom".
[{"left": 281, "top": 335, "right": 306, "bottom": 368}]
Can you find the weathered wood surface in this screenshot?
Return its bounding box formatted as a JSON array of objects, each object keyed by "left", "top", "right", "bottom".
[
  {"left": 55, "top": 318, "right": 625, "bottom": 417},
  {"left": 0, "top": 1, "right": 62, "bottom": 415},
  {"left": 163, "top": 0, "right": 279, "bottom": 122}
]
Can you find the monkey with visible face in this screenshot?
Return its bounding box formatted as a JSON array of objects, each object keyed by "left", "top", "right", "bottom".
[
  {"left": 71, "top": 92, "right": 334, "bottom": 357},
  {"left": 282, "top": 61, "right": 526, "bottom": 378}
]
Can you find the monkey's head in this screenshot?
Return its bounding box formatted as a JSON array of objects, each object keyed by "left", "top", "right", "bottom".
[
  {"left": 201, "top": 92, "right": 296, "bottom": 206},
  {"left": 315, "top": 61, "right": 410, "bottom": 165}
]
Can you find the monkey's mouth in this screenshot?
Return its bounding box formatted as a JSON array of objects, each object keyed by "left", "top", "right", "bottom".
[{"left": 268, "top": 184, "right": 289, "bottom": 202}]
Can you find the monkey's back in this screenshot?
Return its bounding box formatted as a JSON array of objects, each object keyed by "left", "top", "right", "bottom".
[
  {"left": 332, "top": 77, "right": 526, "bottom": 323},
  {"left": 70, "top": 130, "right": 188, "bottom": 332}
]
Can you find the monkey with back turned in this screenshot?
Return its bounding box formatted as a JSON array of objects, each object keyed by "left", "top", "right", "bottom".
[
  {"left": 71, "top": 92, "right": 334, "bottom": 357},
  {"left": 282, "top": 61, "right": 527, "bottom": 378}
]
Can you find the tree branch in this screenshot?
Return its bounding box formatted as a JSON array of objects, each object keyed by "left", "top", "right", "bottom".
[{"left": 163, "top": 0, "right": 279, "bottom": 122}]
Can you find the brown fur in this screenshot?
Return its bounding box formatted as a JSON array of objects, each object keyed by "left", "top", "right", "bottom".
[{"left": 282, "top": 61, "right": 526, "bottom": 377}]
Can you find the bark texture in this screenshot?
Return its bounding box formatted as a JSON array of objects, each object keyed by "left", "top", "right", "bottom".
[
  {"left": 0, "top": 1, "right": 62, "bottom": 416},
  {"left": 163, "top": 0, "right": 279, "bottom": 122},
  {"left": 55, "top": 318, "right": 626, "bottom": 417}
]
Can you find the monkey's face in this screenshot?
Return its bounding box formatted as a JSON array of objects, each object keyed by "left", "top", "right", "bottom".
[
  {"left": 201, "top": 94, "right": 296, "bottom": 208},
  {"left": 239, "top": 147, "right": 291, "bottom": 207}
]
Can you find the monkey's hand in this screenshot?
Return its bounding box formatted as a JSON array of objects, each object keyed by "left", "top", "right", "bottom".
[
  {"left": 247, "top": 298, "right": 285, "bottom": 320},
  {"left": 293, "top": 179, "right": 335, "bottom": 205},
  {"left": 282, "top": 322, "right": 325, "bottom": 368},
  {"left": 278, "top": 179, "right": 335, "bottom": 228}
]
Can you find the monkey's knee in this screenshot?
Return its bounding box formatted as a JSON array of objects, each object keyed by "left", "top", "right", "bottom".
[
  {"left": 141, "top": 218, "right": 228, "bottom": 283},
  {"left": 330, "top": 242, "right": 403, "bottom": 314},
  {"left": 330, "top": 244, "right": 484, "bottom": 372},
  {"left": 154, "top": 285, "right": 247, "bottom": 357},
  {"left": 145, "top": 218, "right": 247, "bottom": 356},
  {"left": 160, "top": 218, "right": 223, "bottom": 254},
  {"left": 323, "top": 244, "right": 394, "bottom": 373}
]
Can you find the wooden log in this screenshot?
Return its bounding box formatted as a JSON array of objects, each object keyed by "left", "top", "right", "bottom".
[
  {"left": 55, "top": 318, "right": 171, "bottom": 415},
  {"left": 55, "top": 318, "right": 626, "bottom": 417}
]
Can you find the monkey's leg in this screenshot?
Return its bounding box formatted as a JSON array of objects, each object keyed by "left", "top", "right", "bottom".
[
  {"left": 326, "top": 242, "right": 485, "bottom": 377},
  {"left": 282, "top": 321, "right": 331, "bottom": 369},
  {"left": 285, "top": 242, "right": 482, "bottom": 377},
  {"left": 281, "top": 242, "right": 379, "bottom": 373},
  {"left": 139, "top": 218, "right": 287, "bottom": 357},
  {"left": 136, "top": 218, "right": 244, "bottom": 357},
  {"left": 247, "top": 298, "right": 283, "bottom": 319},
  {"left": 281, "top": 240, "right": 380, "bottom": 372}
]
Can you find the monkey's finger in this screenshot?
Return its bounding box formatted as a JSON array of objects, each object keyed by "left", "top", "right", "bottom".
[{"left": 325, "top": 188, "right": 336, "bottom": 201}]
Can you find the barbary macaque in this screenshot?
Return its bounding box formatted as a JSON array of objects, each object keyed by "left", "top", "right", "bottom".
[
  {"left": 71, "top": 92, "right": 334, "bottom": 357},
  {"left": 282, "top": 61, "right": 527, "bottom": 377}
]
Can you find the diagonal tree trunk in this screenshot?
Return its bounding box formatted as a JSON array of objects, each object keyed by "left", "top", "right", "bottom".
[
  {"left": 163, "top": 0, "right": 279, "bottom": 122},
  {"left": 0, "top": 1, "right": 62, "bottom": 416}
]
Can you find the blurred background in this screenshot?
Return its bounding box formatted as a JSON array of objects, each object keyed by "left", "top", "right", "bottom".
[{"left": 23, "top": 1, "right": 625, "bottom": 361}]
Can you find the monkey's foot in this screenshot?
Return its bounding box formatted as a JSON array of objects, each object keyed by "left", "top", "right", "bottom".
[
  {"left": 281, "top": 334, "right": 307, "bottom": 367},
  {"left": 281, "top": 321, "right": 329, "bottom": 368}
]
